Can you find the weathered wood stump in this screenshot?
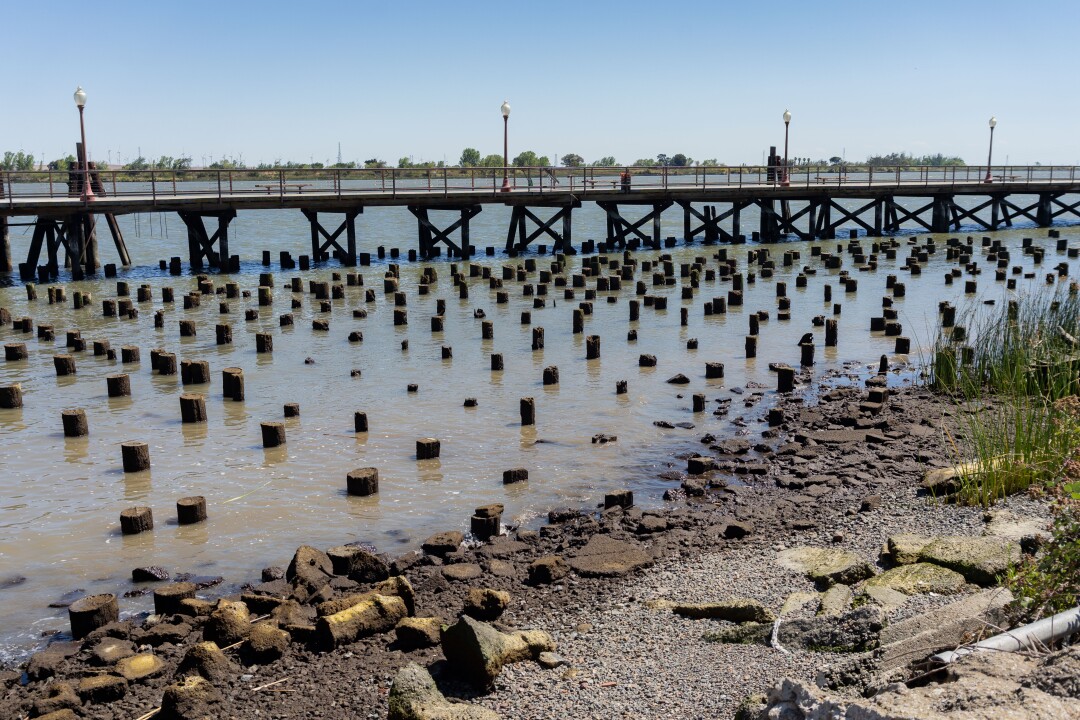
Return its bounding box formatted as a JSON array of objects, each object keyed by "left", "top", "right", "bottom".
[
  {"left": 520, "top": 397, "right": 535, "bottom": 426},
  {"left": 543, "top": 366, "right": 559, "bottom": 385},
  {"left": 106, "top": 374, "right": 131, "bottom": 397},
  {"left": 179, "top": 320, "right": 197, "bottom": 337},
  {"left": 800, "top": 343, "right": 815, "bottom": 367},
  {"left": 69, "top": 594, "right": 119, "bottom": 640},
  {"left": 157, "top": 352, "right": 178, "bottom": 376},
  {"left": 62, "top": 408, "right": 88, "bottom": 436},
  {"left": 283, "top": 402, "right": 300, "bottom": 417},
  {"left": 153, "top": 582, "right": 196, "bottom": 615},
  {"left": 261, "top": 422, "right": 286, "bottom": 448},
  {"left": 222, "top": 367, "right": 244, "bottom": 401},
  {"left": 503, "top": 468, "right": 528, "bottom": 484},
  {"left": 777, "top": 366, "right": 796, "bottom": 393},
  {"left": 346, "top": 467, "right": 379, "bottom": 496},
  {"left": 176, "top": 496, "right": 207, "bottom": 525},
  {"left": 5, "top": 343, "right": 27, "bottom": 361},
  {"left": 0, "top": 384, "right": 23, "bottom": 408},
  {"left": 616, "top": 380, "right": 628, "bottom": 394},
  {"left": 586, "top": 335, "right": 600, "bottom": 360},
  {"left": 416, "top": 438, "right": 441, "bottom": 460},
  {"left": 745, "top": 336, "right": 757, "bottom": 358},
  {"left": 121, "top": 346, "right": 140, "bottom": 363},
  {"left": 181, "top": 360, "right": 210, "bottom": 385},
  {"left": 693, "top": 393, "right": 706, "bottom": 412},
  {"left": 93, "top": 339, "right": 110, "bottom": 356},
  {"left": 215, "top": 324, "right": 232, "bottom": 345},
  {"left": 179, "top": 394, "right": 207, "bottom": 423},
  {"left": 638, "top": 354, "right": 657, "bottom": 367},
  {"left": 53, "top": 354, "right": 76, "bottom": 376},
  {"left": 258, "top": 286, "right": 273, "bottom": 306},
  {"left": 256, "top": 333, "right": 273, "bottom": 353},
  {"left": 491, "top": 353, "right": 504, "bottom": 371},
  {"left": 121, "top": 442, "right": 151, "bottom": 472},
  {"left": 120, "top": 506, "right": 153, "bottom": 534}
]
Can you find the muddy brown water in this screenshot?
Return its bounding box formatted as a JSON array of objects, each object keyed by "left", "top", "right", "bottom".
[{"left": 0, "top": 202, "right": 1076, "bottom": 661}]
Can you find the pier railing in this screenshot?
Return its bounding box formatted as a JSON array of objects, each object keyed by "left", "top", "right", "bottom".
[{"left": 3, "top": 164, "right": 1079, "bottom": 208}]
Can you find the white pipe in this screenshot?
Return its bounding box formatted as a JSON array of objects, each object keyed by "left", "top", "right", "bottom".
[{"left": 933, "top": 605, "right": 1080, "bottom": 664}]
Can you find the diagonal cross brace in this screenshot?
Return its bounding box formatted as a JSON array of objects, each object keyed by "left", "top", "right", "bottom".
[
  {"left": 598, "top": 201, "right": 672, "bottom": 247},
  {"left": 301, "top": 208, "right": 362, "bottom": 262}
]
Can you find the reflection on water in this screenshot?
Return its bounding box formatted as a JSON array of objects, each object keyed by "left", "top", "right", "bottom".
[{"left": 0, "top": 199, "right": 1078, "bottom": 660}]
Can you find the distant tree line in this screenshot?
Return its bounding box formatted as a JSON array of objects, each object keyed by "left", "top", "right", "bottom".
[{"left": 4, "top": 147, "right": 972, "bottom": 177}]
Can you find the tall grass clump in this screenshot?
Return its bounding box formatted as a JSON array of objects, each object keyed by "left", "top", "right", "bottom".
[{"left": 927, "top": 286, "right": 1080, "bottom": 505}]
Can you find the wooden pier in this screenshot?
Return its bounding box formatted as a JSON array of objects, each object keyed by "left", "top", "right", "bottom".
[{"left": 2, "top": 165, "right": 1079, "bottom": 281}]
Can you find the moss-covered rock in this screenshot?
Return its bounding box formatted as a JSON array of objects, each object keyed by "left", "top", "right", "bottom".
[
  {"left": 776, "top": 546, "right": 875, "bottom": 586},
  {"left": 864, "top": 562, "right": 968, "bottom": 595},
  {"left": 918, "top": 536, "right": 1020, "bottom": 586}
]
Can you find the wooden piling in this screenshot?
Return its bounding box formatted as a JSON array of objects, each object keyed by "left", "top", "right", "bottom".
[
  {"left": 120, "top": 507, "right": 155, "bottom": 537},
  {"left": 68, "top": 594, "right": 118, "bottom": 640},
  {"left": 4, "top": 343, "right": 27, "bottom": 361},
  {"left": 0, "top": 384, "right": 23, "bottom": 408},
  {"left": 106, "top": 373, "right": 131, "bottom": 397},
  {"left": 261, "top": 422, "right": 286, "bottom": 448},
  {"left": 179, "top": 394, "right": 207, "bottom": 423},
  {"left": 777, "top": 366, "right": 795, "bottom": 392},
  {"left": 347, "top": 467, "right": 379, "bottom": 496},
  {"left": 520, "top": 397, "right": 536, "bottom": 425},
  {"left": 62, "top": 408, "right": 88, "bottom": 436},
  {"left": 53, "top": 354, "right": 76, "bottom": 376},
  {"left": 416, "top": 438, "right": 441, "bottom": 460},
  {"left": 586, "top": 335, "right": 600, "bottom": 359},
  {"left": 353, "top": 411, "right": 368, "bottom": 432},
  {"left": 177, "top": 496, "right": 207, "bottom": 525},
  {"left": 222, "top": 367, "right": 244, "bottom": 401},
  {"left": 121, "top": 442, "right": 151, "bottom": 472}
]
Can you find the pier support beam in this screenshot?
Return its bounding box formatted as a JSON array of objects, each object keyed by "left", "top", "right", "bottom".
[
  {"left": 1037, "top": 192, "right": 1053, "bottom": 227},
  {"left": 0, "top": 216, "right": 9, "bottom": 273},
  {"left": 504, "top": 201, "right": 579, "bottom": 253},
  {"left": 408, "top": 205, "right": 481, "bottom": 259},
  {"left": 0, "top": 176, "right": 9, "bottom": 272},
  {"left": 301, "top": 208, "right": 362, "bottom": 265},
  {"left": 178, "top": 209, "right": 237, "bottom": 271},
  {"left": 597, "top": 201, "right": 672, "bottom": 249}
]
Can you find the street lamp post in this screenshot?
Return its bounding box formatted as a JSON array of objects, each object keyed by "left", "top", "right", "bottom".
[
  {"left": 501, "top": 100, "right": 511, "bottom": 192},
  {"left": 781, "top": 109, "right": 792, "bottom": 187},
  {"left": 984, "top": 116, "right": 997, "bottom": 183},
  {"left": 73, "top": 86, "right": 95, "bottom": 201}
]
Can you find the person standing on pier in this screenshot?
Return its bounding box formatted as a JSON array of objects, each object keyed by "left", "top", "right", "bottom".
[{"left": 621, "top": 168, "right": 632, "bottom": 192}]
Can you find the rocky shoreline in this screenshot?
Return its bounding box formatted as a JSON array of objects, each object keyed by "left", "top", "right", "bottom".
[{"left": 1, "top": 378, "right": 1075, "bottom": 720}]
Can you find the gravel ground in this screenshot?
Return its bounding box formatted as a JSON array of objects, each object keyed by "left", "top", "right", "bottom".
[{"left": 473, "top": 491, "right": 1050, "bottom": 720}]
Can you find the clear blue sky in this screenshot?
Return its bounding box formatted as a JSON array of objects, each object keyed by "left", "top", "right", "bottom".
[{"left": 3, "top": 0, "right": 1077, "bottom": 167}]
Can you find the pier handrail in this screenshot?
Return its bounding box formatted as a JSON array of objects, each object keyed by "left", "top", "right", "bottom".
[{"left": 1, "top": 164, "right": 1078, "bottom": 208}]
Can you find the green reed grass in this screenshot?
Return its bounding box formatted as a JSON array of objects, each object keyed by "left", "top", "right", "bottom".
[{"left": 928, "top": 287, "right": 1080, "bottom": 505}]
